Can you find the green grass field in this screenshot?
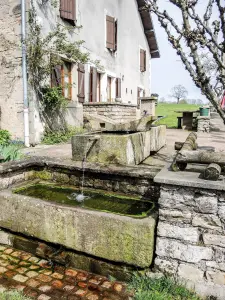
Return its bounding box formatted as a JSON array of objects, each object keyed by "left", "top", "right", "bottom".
[{"left": 156, "top": 103, "right": 200, "bottom": 128}]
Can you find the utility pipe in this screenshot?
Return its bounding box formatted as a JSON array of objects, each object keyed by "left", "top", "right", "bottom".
[{"left": 21, "top": 0, "right": 30, "bottom": 147}]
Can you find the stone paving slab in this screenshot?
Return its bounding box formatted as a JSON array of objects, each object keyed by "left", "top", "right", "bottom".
[{"left": 0, "top": 245, "right": 131, "bottom": 300}]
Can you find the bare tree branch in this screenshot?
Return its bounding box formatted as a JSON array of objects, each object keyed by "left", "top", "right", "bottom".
[
  {"left": 215, "top": 0, "right": 225, "bottom": 47},
  {"left": 144, "top": 0, "right": 225, "bottom": 123}
]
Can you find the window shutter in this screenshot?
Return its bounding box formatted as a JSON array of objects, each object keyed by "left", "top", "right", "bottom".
[
  {"left": 116, "top": 78, "right": 121, "bottom": 98},
  {"left": 106, "top": 16, "right": 116, "bottom": 50},
  {"left": 78, "top": 63, "right": 85, "bottom": 103},
  {"left": 60, "top": 0, "right": 76, "bottom": 23},
  {"left": 144, "top": 50, "right": 146, "bottom": 71},
  {"left": 89, "top": 67, "right": 97, "bottom": 102},
  {"left": 115, "top": 20, "right": 118, "bottom": 52},
  {"left": 92, "top": 67, "right": 97, "bottom": 102},
  {"left": 140, "top": 50, "right": 144, "bottom": 72},
  {"left": 140, "top": 50, "right": 147, "bottom": 72},
  {"left": 51, "top": 65, "right": 62, "bottom": 87}
]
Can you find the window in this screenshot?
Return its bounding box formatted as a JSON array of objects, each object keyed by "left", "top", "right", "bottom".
[
  {"left": 51, "top": 61, "right": 72, "bottom": 100},
  {"left": 77, "top": 63, "right": 85, "bottom": 103},
  {"left": 115, "top": 78, "right": 121, "bottom": 98},
  {"left": 106, "top": 16, "right": 117, "bottom": 51},
  {"left": 140, "top": 49, "right": 146, "bottom": 72},
  {"left": 60, "top": 0, "right": 76, "bottom": 24}
]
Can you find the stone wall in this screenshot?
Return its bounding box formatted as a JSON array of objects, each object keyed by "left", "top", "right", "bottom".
[
  {"left": 197, "top": 116, "right": 210, "bottom": 133},
  {"left": 0, "top": 0, "right": 24, "bottom": 139},
  {"left": 83, "top": 103, "right": 138, "bottom": 123},
  {"left": 155, "top": 183, "right": 225, "bottom": 299},
  {"left": 0, "top": 158, "right": 160, "bottom": 199}
]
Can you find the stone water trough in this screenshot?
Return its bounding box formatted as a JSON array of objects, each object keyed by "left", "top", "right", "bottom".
[
  {"left": 0, "top": 158, "right": 160, "bottom": 280},
  {"left": 72, "top": 116, "right": 166, "bottom": 165}
]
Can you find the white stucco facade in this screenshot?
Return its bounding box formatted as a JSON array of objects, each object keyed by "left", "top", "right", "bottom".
[
  {"left": 0, "top": 0, "right": 159, "bottom": 144},
  {"left": 35, "top": 0, "right": 152, "bottom": 103}
]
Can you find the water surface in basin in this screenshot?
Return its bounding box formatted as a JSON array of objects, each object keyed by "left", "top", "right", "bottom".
[{"left": 13, "top": 183, "right": 154, "bottom": 218}]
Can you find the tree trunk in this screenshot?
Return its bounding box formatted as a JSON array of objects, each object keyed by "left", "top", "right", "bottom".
[
  {"left": 203, "top": 163, "right": 221, "bottom": 181},
  {"left": 177, "top": 150, "right": 225, "bottom": 167},
  {"left": 181, "top": 132, "right": 198, "bottom": 151},
  {"left": 171, "top": 132, "right": 198, "bottom": 171},
  {"left": 175, "top": 141, "right": 198, "bottom": 151}
]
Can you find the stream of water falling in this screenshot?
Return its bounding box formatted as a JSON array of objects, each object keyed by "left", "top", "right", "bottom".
[{"left": 75, "top": 142, "right": 89, "bottom": 202}]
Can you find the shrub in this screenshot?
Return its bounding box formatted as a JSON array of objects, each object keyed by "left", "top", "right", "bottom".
[
  {"left": 0, "top": 129, "right": 11, "bottom": 146},
  {"left": 0, "top": 290, "right": 32, "bottom": 300},
  {"left": 129, "top": 275, "right": 201, "bottom": 300},
  {"left": 42, "top": 126, "right": 85, "bottom": 145},
  {"left": 42, "top": 86, "right": 68, "bottom": 111},
  {"left": 0, "top": 144, "right": 23, "bottom": 162}
]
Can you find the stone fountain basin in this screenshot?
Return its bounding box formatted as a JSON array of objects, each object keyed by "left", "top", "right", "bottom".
[
  {"left": 0, "top": 187, "right": 156, "bottom": 268},
  {"left": 72, "top": 125, "right": 166, "bottom": 165}
]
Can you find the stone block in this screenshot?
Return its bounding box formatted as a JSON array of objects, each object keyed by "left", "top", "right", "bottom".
[
  {"left": 157, "top": 223, "right": 199, "bottom": 243},
  {"left": 203, "top": 233, "right": 225, "bottom": 248},
  {"left": 52, "top": 172, "right": 70, "bottom": 184},
  {"left": 159, "top": 191, "right": 195, "bottom": 211},
  {"left": 150, "top": 125, "right": 166, "bottom": 152},
  {"left": 24, "top": 171, "right": 35, "bottom": 181},
  {"left": 159, "top": 209, "right": 192, "bottom": 224},
  {"left": 154, "top": 257, "right": 178, "bottom": 275},
  {"left": 194, "top": 281, "right": 225, "bottom": 300},
  {"left": 0, "top": 230, "right": 12, "bottom": 246},
  {"left": 195, "top": 195, "right": 217, "bottom": 214},
  {"left": 192, "top": 214, "right": 222, "bottom": 231},
  {"left": 178, "top": 263, "right": 204, "bottom": 281},
  {"left": 0, "top": 178, "right": 11, "bottom": 190},
  {"left": 159, "top": 188, "right": 195, "bottom": 210},
  {"left": 218, "top": 204, "right": 225, "bottom": 221},
  {"left": 156, "top": 238, "right": 213, "bottom": 263},
  {"left": 93, "top": 179, "right": 112, "bottom": 190},
  {"left": 206, "top": 261, "right": 225, "bottom": 272},
  {"left": 0, "top": 190, "right": 156, "bottom": 268},
  {"left": 69, "top": 175, "right": 80, "bottom": 186},
  {"left": 206, "top": 270, "right": 225, "bottom": 285},
  {"left": 72, "top": 131, "right": 152, "bottom": 166},
  {"left": 83, "top": 177, "right": 94, "bottom": 188},
  {"left": 214, "top": 247, "right": 225, "bottom": 263},
  {"left": 219, "top": 194, "right": 225, "bottom": 202}
]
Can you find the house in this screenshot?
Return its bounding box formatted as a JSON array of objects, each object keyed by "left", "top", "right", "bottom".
[{"left": 0, "top": 0, "right": 159, "bottom": 145}]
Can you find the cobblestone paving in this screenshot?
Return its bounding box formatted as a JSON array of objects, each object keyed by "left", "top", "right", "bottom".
[{"left": 0, "top": 245, "right": 131, "bottom": 300}]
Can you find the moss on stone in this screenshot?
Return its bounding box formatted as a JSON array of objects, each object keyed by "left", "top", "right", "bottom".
[{"left": 33, "top": 170, "right": 52, "bottom": 181}]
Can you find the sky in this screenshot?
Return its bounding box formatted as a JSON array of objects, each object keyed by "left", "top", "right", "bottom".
[{"left": 150, "top": 1, "right": 208, "bottom": 103}]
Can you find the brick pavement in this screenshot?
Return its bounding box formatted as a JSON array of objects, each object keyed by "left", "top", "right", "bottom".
[{"left": 0, "top": 245, "right": 131, "bottom": 300}]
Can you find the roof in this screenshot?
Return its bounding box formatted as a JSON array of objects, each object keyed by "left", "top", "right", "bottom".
[{"left": 136, "top": 0, "right": 160, "bottom": 58}]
